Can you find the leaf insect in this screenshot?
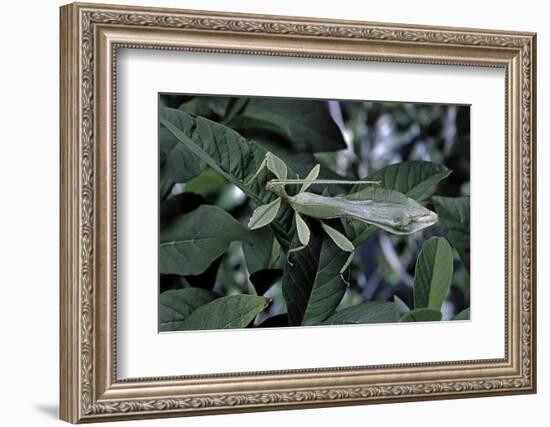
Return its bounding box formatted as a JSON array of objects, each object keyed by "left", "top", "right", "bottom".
[{"left": 247, "top": 152, "right": 439, "bottom": 281}]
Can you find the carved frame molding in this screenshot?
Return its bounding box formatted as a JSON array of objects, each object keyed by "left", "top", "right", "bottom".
[{"left": 60, "top": 2, "right": 536, "bottom": 423}]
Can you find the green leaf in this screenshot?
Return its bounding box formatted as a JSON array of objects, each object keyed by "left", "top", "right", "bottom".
[
  {"left": 231, "top": 98, "right": 346, "bottom": 152},
  {"left": 242, "top": 227, "right": 280, "bottom": 274},
  {"left": 432, "top": 196, "right": 470, "bottom": 272},
  {"left": 160, "top": 126, "right": 204, "bottom": 183},
  {"left": 159, "top": 205, "right": 245, "bottom": 276},
  {"left": 400, "top": 308, "right": 442, "bottom": 322},
  {"left": 176, "top": 295, "right": 270, "bottom": 330},
  {"left": 159, "top": 288, "right": 219, "bottom": 331},
  {"left": 226, "top": 115, "right": 289, "bottom": 139},
  {"left": 248, "top": 197, "right": 281, "bottom": 230},
  {"left": 453, "top": 307, "right": 470, "bottom": 321},
  {"left": 348, "top": 161, "right": 450, "bottom": 245},
  {"left": 322, "top": 302, "right": 399, "bottom": 325},
  {"left": 160, "top": 107, "right": 265, "bottom": 198},
  {"left": 413, "top": 237, "right": 454, "bottom": 311},
  {"left": 368, "top": 161, "right": 451, "bottom": 200},
  {"left": 282, "top": 221, "right": 348, "bottom": 326},
  {"left": 160, "top": 107, "right": 296, "bottom": 248}
]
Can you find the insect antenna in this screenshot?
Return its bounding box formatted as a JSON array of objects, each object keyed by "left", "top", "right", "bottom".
[{"left": 270, "top": 179, "right": 382, "bottom": 186}]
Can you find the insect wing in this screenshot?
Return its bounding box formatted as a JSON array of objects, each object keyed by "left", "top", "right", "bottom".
[{"left": 341, "top": 187, "right": 438, "bottom": 235}]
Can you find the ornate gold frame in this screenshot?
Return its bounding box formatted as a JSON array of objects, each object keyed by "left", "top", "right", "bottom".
[{"left": 59, "top": 2, "right": 537, "bottom": 423}]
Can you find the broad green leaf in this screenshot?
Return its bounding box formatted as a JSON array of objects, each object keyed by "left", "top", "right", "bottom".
[
  {"left": 368, "top": 161, "right": 451, "bottom": 200},
  {"left": 400, "top": 308, "right": 442, "bottom": 322},
  {"left": 320, "top": 222, "right": 354, "bottom": 252},
  {"left": 282, "top": 221, "right": 348, "bottom": 326},
  {"left": 248, "top": 197, "right": 282, "bottom": 230},
  {"left": 226, "top": 116, "right": 289, "bottom": 139},
  {"left": 322, "top": 302, "right": 399, "bottom": 325},
  {"left": 413, "top": 237, "right": 454, "bottom": 311},
  {"left": 159, "top": 205, "right": 245, "bottom": 276},
  {"left": 160, "top": 107, "right": 295, "bottom": 248},
  {"left": 160, "top": 107, "right": 266, "bottom": 199},
  {"left": 432, "top": 196, "right": 470, "bottom": 272},
  {"left": 453, "top": 308, "right": 470, "bottom": 321},
  {"left": 349, "top": 161, "right": 451, "bottom": 245},
  {"left": 242, "top": 227, "right": 280, "bottom": 274},
  {"left": 295, "top": 212, "right": 310, "bottom": 247},
  {"left": 176, "top": 295, "right": 270, "bottom": 330},
  {"left": 160, "top": 126, "right": 204, "bottom": 183},
  {"left": 231, "top": 98, "right": 347, "bottom": 152},
  {"left": 159, "top": 288, "right": 219, "bottom": 332}
]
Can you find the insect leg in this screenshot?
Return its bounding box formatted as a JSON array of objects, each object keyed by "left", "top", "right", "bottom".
[
  {"left": 340, "top": 252, "right": 355, "bottom": 277},
  {"left": 286, "top": 245, "right": 306, "bottom": 267},
  {"left": 246, "top": 152, "right": 289, "bottom": 185},
  {"left": 286, "top": 211, "right": 310, "bottom": 266},
  {"left": 320, "top": 222, "right": 355, "bottom": 285},
  {"left": 246, "top": 155, "right": 267, "bottom": 185},
  {"left": 287, "top": 245, "right": 307, "bottom": 254},
  {"left": 294, "top": 212, "right": 310, "bottom": 247}
]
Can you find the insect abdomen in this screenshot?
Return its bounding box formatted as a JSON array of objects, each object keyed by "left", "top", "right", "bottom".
[{"left": 290, "top": 192, "right": 344, "bottom": 219}]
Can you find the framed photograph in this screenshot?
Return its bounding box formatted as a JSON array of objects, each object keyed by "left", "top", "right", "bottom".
[{"left": 59, "top": 2, "right": 537, "bottom": 423}]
